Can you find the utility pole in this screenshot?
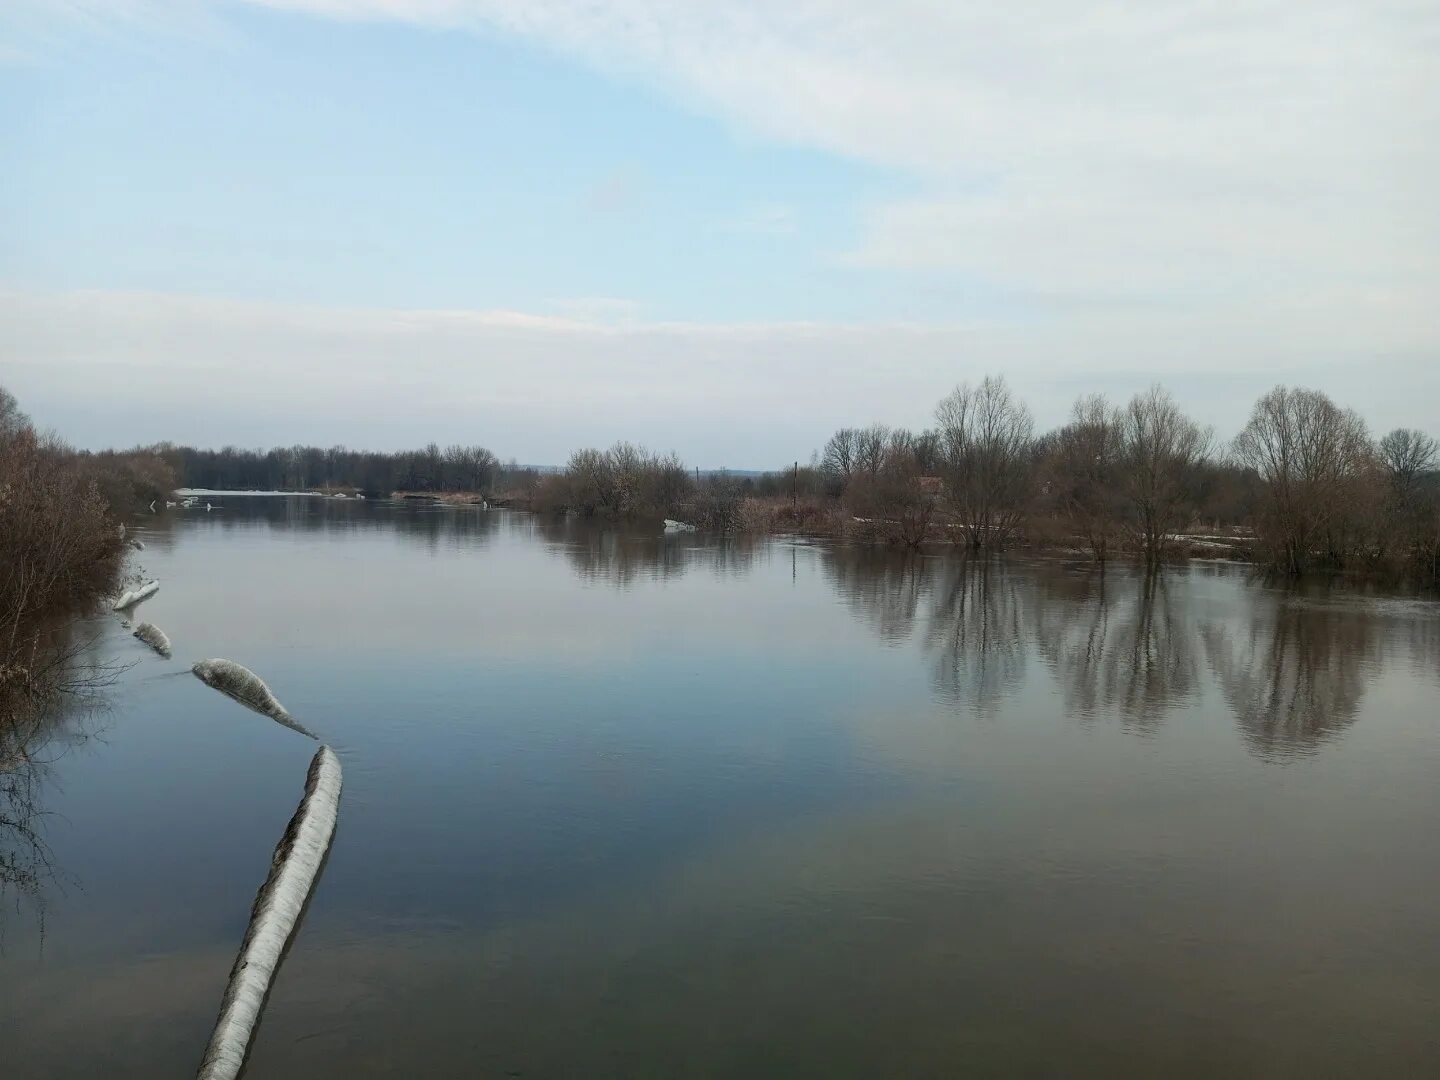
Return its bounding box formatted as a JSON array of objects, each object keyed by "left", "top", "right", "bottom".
[{"left": 792, "top": 461, "right": 798, "bottom": 507}]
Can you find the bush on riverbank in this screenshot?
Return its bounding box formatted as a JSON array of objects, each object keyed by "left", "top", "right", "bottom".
[{"left": 0, "top": 387, "right": 174, "bottom": 708}]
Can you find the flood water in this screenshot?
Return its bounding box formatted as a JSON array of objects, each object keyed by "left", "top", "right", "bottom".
[{"left": 3, "top": 496, "right": 1439, "bottom": 1077}]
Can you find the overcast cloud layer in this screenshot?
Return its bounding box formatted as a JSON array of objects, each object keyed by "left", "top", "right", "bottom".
[
  {"left": 2, "top": 1, "right": 1437, "bottom": 462},
  {"left": 5, "top": 288, "right": 1435, "bottom": 466}
]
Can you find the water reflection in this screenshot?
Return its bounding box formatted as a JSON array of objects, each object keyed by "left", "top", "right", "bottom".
[
  {"left": 532, "top": 514, "right": 760, "bottom": 587},
  {"left": 824, "top": 547, "right": 929, "bottom": 644},
  {"left": 1032, "top": 570, "right": 1201, "bottom": 733},
  {"left": 1202, "top": 594, "right": 1382, "bottom": 759},
  {"left": 1, "top": 628, "right": 111, "bottom": 939},
  {"left": 923, "top": 559, "right": 1029, "bottom": 713},
  {"left": 122, "top": 501, "right": 1440, "bottom": 754},
  {"left": 133, "top": 495, "right": 503, "bottom": 555},
  {"left": 8, "top": 502, "right": 1440, "bottom": 1076},
  {"left": 820, "top": 546, "right": 1440, "bottom": 757}
]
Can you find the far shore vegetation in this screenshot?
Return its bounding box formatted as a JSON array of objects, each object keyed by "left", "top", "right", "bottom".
[
  {"left": 3, "top": 374, "right": 1439, "bottom": 679},
  {"left": 127, "top": 378, "right": 1439, "bottom": 586}
]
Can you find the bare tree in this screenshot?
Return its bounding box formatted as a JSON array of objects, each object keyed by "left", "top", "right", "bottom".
[
  {"left": 934, "top": 376, "right": 1035, "bottom": 550},
  {"left": 845, "top": 430, "right": 941, "bottom": 549},
  {"left": 1048, "top": 394, "right": 1126, "bottom": 565},
  {"left": 443, "top": 444, "right": 499, "bottom": 493},
  {"left": 1378, "top": 428, "right": 1437, "bottom": 502},
  {"left": 853, "top": 424, "right": 892, "bottom": 481},
  {"left": 543, "top": 443, "right": 695, "bottom": 520},
  {"left": 0, "top": 431, "right": 126, "bottom": 660},
  {"left": 562, "top": 447, "right": 612, "bottom": 515},
  {"left": 1233, "top": 386, "right": 1372, "bottom": 574},
  {"left": 1377, "top": 428, "right": 1439, "bottom": 578},
  {"left": 1117, "top": 386, "right": 1211, "bottom": 569},
  {"left": 0, "top": 386, "right": 28, "bottom": 442},
  {"left": 820, "top": 428, "right": 860, "bottom": 492}
]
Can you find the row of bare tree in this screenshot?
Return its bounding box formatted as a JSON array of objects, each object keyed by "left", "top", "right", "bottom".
[
  {"left": 815, "top": 378, "right": 1439, "bottom": 580},
  {"left": 145, "top": 441, "right": 525, "bottom": 496}
]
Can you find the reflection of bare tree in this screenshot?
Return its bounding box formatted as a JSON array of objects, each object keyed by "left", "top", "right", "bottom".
[
  {"left": 1202, "top": 597, "right": 1380, "bottom": 758},
  {"left": 1403, "top": 606, "right": 1440, "bottom": 681},
  {"left": 823, "top": 548, "right": 930, "bottom": 644},
  {"left": 532, "top": 515, "right": 757, "bottom": 589},
  {"left": 923, "top": 559, "right": 1027, "bottom": 712},
  {"left": 1109, "top": 574, "right": 1200, "bottom": 731},
  {"left": 148, "top": 496, "right": 504, "bottom": 554},
  {"left": 1, "top": 626, "right": 112, "bottom": 939},
  {"left": 1031, "top": 570, "right": 1113, "bottom": 717},
  {"left": 1030, "top": 568, "right": 1201, "bottom": 733}
]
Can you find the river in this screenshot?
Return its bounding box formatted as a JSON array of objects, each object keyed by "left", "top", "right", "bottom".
[{"left": 3, "top": 496, "right": 1438, "bottom": 1076}]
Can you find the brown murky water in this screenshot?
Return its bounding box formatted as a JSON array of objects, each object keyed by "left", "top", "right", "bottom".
[{"left": 3, "top": 497, "right": 1438, "bottom": 1076}]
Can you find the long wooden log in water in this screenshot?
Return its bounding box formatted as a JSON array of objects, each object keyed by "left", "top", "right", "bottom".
[
  {"left": 113, "top": 580, "right": 159, "bottom": 611},
  {"left": 133, "top": 621, "right": 172, "bottom": 658},
  {"left": 192, "top": 658, "right": 318, "bottom": 740},
  {"left": 197, "top": 745, "right": 343, "bottom": 1080}
]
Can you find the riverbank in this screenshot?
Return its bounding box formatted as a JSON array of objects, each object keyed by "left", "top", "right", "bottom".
[{"left": 1, "top": 395, "right": 174, "bottom": 716}]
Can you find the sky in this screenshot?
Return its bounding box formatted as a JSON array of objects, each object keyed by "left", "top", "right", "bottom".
[{"left": 2, "top": 1, "right": 1437, "bottom": 467}]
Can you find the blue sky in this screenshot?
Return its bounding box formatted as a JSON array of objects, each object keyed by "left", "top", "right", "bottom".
[
  {"left": 2, "top": 2, "right": 1436, "bottom": 466},
  {"left": 4, "top": 10, "right": 926, "bottom": 322}
]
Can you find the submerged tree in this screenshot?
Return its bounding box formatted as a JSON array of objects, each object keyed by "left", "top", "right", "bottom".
[
  {"left": 845, "top": 429, "right": 943, "bottom": 549},
  {"left": 935, "top": 375, "right": 1036, "bottom": 550},
  {"left": 1047, "top": 393, "right": 1127, "bottom": 565},
  {"left": 1233, "top": 386, "right": 1374, "bottom": 574},
  {"left": 1116, "top": 387, "right": 1211, "bottom": 569}
]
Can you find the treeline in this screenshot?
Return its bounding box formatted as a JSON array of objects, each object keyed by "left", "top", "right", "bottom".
[
  {"left": 485, "top": 376, "right": 1438, "bottom": 582},
  {"left": 795, "top": 378, "right": 1438, "bottom": 581},
  {"left": 41, "top": 374, "right": 1437, "bottom": 585},
  {"left": 148, "top": 443, "right": 536, "bottom": 497},
  {"left": 533, "top": 444, "right": 748, "bottom": 530},
  {"left": 1, "top": 386, "right": 176, "bottom": 716}
]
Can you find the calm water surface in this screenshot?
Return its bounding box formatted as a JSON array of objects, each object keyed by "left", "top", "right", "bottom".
[{"left": 3, "top": 497, "right": 1439, "bottom": 1077}]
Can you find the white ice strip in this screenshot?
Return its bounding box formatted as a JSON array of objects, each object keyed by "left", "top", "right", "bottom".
[
  {"left": 133, "top": 621, "right": 172, "bottom": 658},
  {"left": 192, "top": 659, "right": 318, "bottom": 740},
  {"left": 113, "top": 580, "right": 160, "bottom": 611},
  {"left": 196, "top": 745, "right": 343, "bottom": 1080}
]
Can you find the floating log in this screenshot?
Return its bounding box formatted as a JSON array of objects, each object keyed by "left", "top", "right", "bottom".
[
  {"left": 113, "top": 580, "right": 160, "bottom": 611},
  {"left": 133, "top": 622, "right": 172, "bottom": 658},
  {"left": 192, "top": 659, "right": 317, "bottom": 739},
  {"left": 196, "top": 745, "right": 343, "bottom": 1080}
]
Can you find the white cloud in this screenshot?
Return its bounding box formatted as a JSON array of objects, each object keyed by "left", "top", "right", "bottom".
[
  {"left": 221, "top": 2, "right": 1439, "bottom": 312},
  {"left": 6, "top": 2, "right": 1437, "bottom": 449},
  {"left": 546, "top": 296, "right": 643, "bottom": 323},
  {"left": 3, "top": 289, "right": 1435, "bottom": 464}
]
